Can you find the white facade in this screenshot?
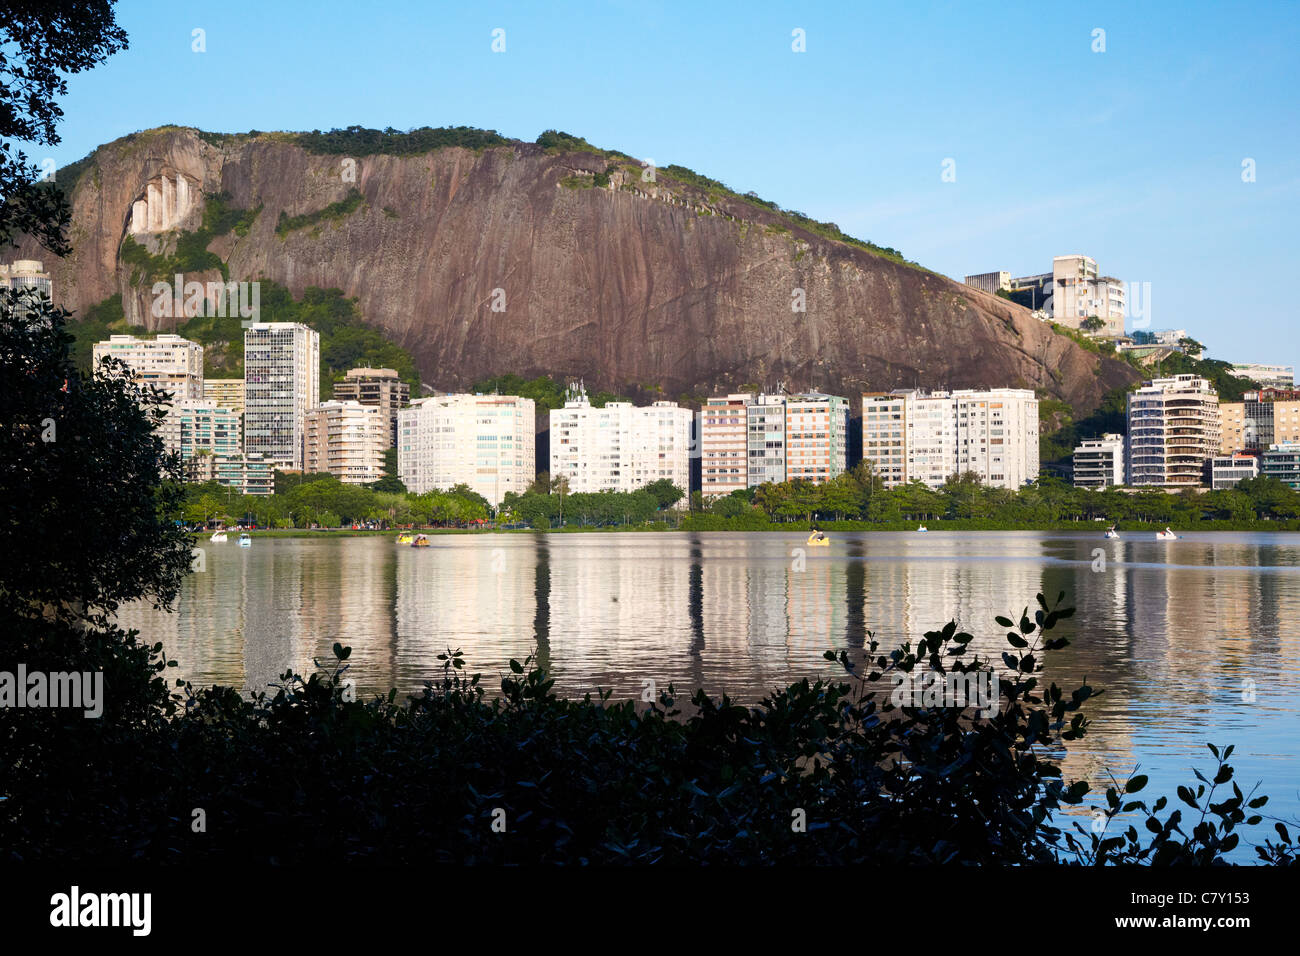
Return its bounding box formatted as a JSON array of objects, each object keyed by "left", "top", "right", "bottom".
[
  {"left": 243, "top": 323, "right": 320, "bottom": 470},
  {"left": 862, "top": 388, "right": 1038, "bottom": 489},
  {"left": 964, "top": 271, "right": 1011, "bottom": 294},
  {"left": 862, "top": 389, "right": 957, "bottom": 488},
  {"left": 93, "top": 333, "right": 204, "bottom": 401},
  {"left": 1073, "top": 433, "right": 1125, "bottom": 489},
  {"left": 399, "top": 393, "right": 536, "bottom": 506},
  {"left": 1230, "top": 364, "right": 1295, "bottom": 390},
  {"left": 549, "top": 384, "right": 690, "bottom": 497},
  {"left": 1211, "top": 454, "right": 1259, "bottom": 490},
  {"left": 305, "top": 400, "right": 387, "bottom": 485},
  {"left": 954, "top": 388, "right": 1039, "bottom": 488}
]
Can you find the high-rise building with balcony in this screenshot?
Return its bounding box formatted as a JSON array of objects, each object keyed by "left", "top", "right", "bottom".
[
  {"left": 159, "top": 400, "right": 242, "bottom": 476},
  {"left": 862, "top": 388, "right": 1038, "bottom": 489},
  {"left": 700, "top": 394, "right": 754, "bottom": 496},
  {"left": 332, "top": 367, "right": 410, "bottom": 446},
  {"left": 305, "top": 400, "right": 387, "bottom": 485},
  {"left": 954, "top": 388, "right": 1039, "bottom": 488},
  {"left": 202, "top": 378, "right": 246, "bottom": 416},
  {"left": 1073, "top": 434, "right": 1126, "bottom": 489},
  {"left": 399, "top": 393, "right": 536, "bottom": 505},
  {"left": 746, "top": 394, "right": 789, "bottom": 488},
  {"left": 549, "top": 383, "right": 690, "bottom": 497},
  {"left": 243, "top": 323, "right": 320, "bottom": 469},
  {"left": 1126, "top": 375, "right": 1221, "bottom": 488},
  {"left": 92, "top": 333, "right": 204, "bottom": 401},
  {"left": 784, "top": 392, "right": 850, "bottom": 484},
  {"left": 1211, "top": 454, "right": 1259, "bottom": 489},
  {"left": 1261, "top": 442, "right": 1300, "bottom": 489}
]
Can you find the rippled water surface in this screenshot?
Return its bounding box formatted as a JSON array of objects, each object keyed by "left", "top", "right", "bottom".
[{"left": 118, "top": 531, "right": 1300, "bottom": 844}]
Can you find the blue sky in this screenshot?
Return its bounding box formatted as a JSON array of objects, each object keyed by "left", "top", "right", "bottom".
[{"left": 40, "top": 0, "right": 1300, "bottom": 370}]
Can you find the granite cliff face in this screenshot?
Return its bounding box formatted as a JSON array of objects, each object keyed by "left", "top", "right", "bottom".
[{"left": 31, "top": 126, "right": 1138, "bottom": 407}]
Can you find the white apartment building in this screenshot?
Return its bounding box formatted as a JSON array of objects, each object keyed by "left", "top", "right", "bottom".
[
  {"left": 700, "top": 394, "right": 753, "bottom": 496},
  {"left": 305, "top": 400, "right": 387, "bottom": 485},
  {"left": 399, "top": 393, "right": 536, "bottom": 505},
  {"left": 862, "top": 389, "right": 957, "bottom": 488},
  {"left": 203, "top": 378, "right": 246, "bottom": 416},
  {"left": 1211, "top": 454, "right": 1259, "bottom": 490},
  {"left": 549, "top": 384, "right": 690, "bottom": 498},
  {"left": 243, "top": 323, "right": 320, "bottom": 470},
  {"left": 1073, "top": 433, "right": 1125, "bottom": 489},
  {"left": 1230, "top": 364, "right": 1295, "bottom": 390},
  {"left": 159, "top": 400, "right": 241, "bottom": 474},
  {"left": 954, "top": 388, "right": 1039, "bottom": 487},
  {"left": 93, "top": 333, "right": 204, "bottom": 401},
  {"left": 785, "top": 393, "right": 850, "bottom": 484},
  {"left": 862, "top": 388, "right": 1038, "bottom": 489},
  {"left": 1126, "top": 375, "right": 1221, "bottom": 488}
]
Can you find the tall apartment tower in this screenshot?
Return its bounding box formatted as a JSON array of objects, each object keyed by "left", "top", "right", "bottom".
[
  {"left": 243, "top": 323, "right": 320, "bottom": 470},
  {"left": 549, "top": 383, "right": 691, "bottom": 497},
  {"left": 1126, "top": 375, "right": 1221, "bottom": 488},
  {"left": 862, "top": 388, "right": 1038, "bottom": 489},
  {"left": 784, "top": 392, "right": 850, "bottom": 483},
  {"left": 953, "top": 388, "right": 1039, "bottom": 488},
  {"left": 862, "top": 389, "right": 957, "bottom": 488},
  {"left": 305, "top": 400, "right": 387, "bottom": 485},
  {"left": 399, "top": 393, "right": 536, "bottom": 505},
  {"left": 700, "top": 394, "right": 754, "bottom": 496},
  {"left": 333, "top": 367, "right": 410, "bottom": 447},
  {"left": 746, "top": 394, "right": 789, "bottom": 487},
  {"left": 92, "top": 334, "right": 204, "bottom": 401}
]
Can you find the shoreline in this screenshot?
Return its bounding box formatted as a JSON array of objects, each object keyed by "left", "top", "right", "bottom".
[{"left": 221, "top": 522, "right": 1300, "bottom": 538}]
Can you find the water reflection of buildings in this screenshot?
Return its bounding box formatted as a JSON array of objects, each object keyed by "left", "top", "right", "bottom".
[{"left": 394, "top": 537, "right": 539, "bottom": 693}]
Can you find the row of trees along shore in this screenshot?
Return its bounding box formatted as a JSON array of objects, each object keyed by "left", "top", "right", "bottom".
[{"left": 183, "top": 461, "right": 1300, "bottom": 531}]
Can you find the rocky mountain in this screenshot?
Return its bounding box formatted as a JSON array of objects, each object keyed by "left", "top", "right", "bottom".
[{"left": 26, "top": 125, "right": 1139, "bottom": 409}]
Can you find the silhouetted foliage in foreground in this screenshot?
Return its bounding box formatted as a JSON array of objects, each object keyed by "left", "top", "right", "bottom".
[{"left": 3, "top": 594, "right": 1296, "bottom": 864}]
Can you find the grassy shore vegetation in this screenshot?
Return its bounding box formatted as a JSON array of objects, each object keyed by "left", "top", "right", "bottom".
[
  {"left": 181, "top": 457, "right": 1300, "bottom": 532},
  {"left": 6, "top": 290, "right": 1300, "bottom": 864}
]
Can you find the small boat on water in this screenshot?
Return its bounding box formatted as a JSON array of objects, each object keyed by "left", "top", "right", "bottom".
[
  {"left": 1156, "top": 527, "right": 1179, "bottom": 541},
  {"left": 238, "top": 533, "right": 252, "bottom": 548},
  {"left": 806, "top": 531, "right": 829, "bottom": 547},
  {"left": 411, "top": 534, "right": 430, "bottom": 548},
  {"left": 396, "top": 533, "right": 414, "bottom": 544},
  {"left": 916, "top": 524, "right": 928, "bottom": 533},
  {"left": 1104, "top": 526, "right": 1120, "bottom": 539},
  {"left": 210, "top": 529, "right": 227, "bottom": 542}
]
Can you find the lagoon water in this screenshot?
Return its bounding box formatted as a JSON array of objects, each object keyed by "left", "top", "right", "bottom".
[{"left": 118, "top": 530, "right": 1300, "bottom": 847}]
